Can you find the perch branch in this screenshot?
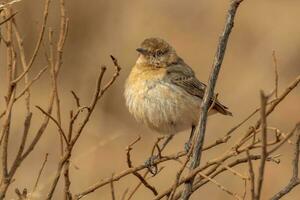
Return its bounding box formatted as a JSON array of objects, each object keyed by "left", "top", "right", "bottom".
[{"left": 181, "top": 1, "right": 245, "bottom": 199}]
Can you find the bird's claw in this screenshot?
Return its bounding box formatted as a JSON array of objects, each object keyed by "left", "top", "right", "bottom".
[{"left": 145, "top": 155, "right": 159, "bottom": 175}]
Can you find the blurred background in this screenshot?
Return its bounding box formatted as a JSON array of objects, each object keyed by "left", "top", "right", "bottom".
[{"left": 0, "top": 0, "right": 300, "bottom": 199}]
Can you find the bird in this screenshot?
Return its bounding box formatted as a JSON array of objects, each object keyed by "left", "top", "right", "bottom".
[{"left": 124, "top": 37, "right": 232, "bottom": 151}]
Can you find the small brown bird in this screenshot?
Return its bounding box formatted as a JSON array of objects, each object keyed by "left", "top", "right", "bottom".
[{"left": 125, "top": 37, "right": 231, "bottom": 147}]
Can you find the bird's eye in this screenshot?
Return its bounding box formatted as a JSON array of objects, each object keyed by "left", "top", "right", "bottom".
[{"left": 156, "top": 51, "right": 163, "bottom": 57}]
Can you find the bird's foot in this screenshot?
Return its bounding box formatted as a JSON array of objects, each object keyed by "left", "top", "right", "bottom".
[{"left": 145, "top": 155, "right": 159, "bottom": 175}]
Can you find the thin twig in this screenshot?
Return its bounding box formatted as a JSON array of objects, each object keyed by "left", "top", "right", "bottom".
[
  {"left": 14, "top": 66, "right": 48, "bottom": 100},
  {"left": 242, "top": 179, "right": 247, "bottom": 200},
  {"left": 71, "top": 90, "right": 81, "bottom": 107},
  {"left": 35, "top": 105, "right": 68, "bottom": 144},
  {"left": 268, "top": 124, "right": 300, "bottom": 155},
  {"left": 33, "top": 153, "right": 49, "bottom": 193},
  {"left": 159, "top": 155, "right": 263, "bottom": 200},
  {"left": 270, "top": 125, "right": 300, "bottom": 200},
  {"left": 110, "top": 174, "right": 116, "bottom": 200},
  {"left": 219, "top": 163, "right": 248, "bottom": 180},
  {"left": 126, "top": 136, "right": 158, "bottom": 196},
  {"left": 246, "top": 150, "right": 255, "bottom": 200},
  {"left": 49, "top": 57, "right": 121, "bottom": 200},
  {"left": 272, "top": 51, "right": 279, "bottom": 98},
  {"left": 0, "top": 7, "right": 16, "bottom": 198},
  {"left": 168, "top": 146, "right": 194, "bottom": 200},
  {"left": 121, "top": 188, "right": 129, "bottom": 200},
  {"left": 11, "top": 0, "right": 51, "bottom": 84},
  {"left": 198, "top": 172, "right": 243, "bottom": 200}
]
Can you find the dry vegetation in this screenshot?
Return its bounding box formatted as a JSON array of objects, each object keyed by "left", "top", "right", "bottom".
[{"left": 0, "top": 0, "right": 299, "bottom": 200}]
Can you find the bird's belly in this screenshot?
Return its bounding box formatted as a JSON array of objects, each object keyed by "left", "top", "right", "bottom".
[{"left": 125, "top": 80, "right": 201, "bottom": 135}]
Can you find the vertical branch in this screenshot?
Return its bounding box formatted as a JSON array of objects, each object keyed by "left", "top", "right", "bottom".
[
  {"left": 12, "top": 18, "right": 30, "bottom": 112},
  {"left": 0, "top": 6, "right": 17, "bottom": 199},
  {"left": 42, "top": 0, "right": 70, "bottom": 199},
  {"left": 255, "top": 91, "right": 268, "bottom": 200},
  {"left": 246, "top": 150, "right": 255, "bottom": 200},
  {"left": 8, "top": 112, "right": 32, "bottom": 178},
  {"left": 19, "top": 0, "right": 55, "bottom": 169},
  {"left": 54, "top": 0, "right": 68, "bottom": 156},
  {"left": 48, "top": 28, "right": 64, "bottom": 156},
  {"left": 180, "top": 1, "right": 245, "bottom": 199},
  {"left": 110, "top": 174, "right": 116, "bottom": 200},
  {"left": 0, "top": 1, "right": 52, "bottom": 198}
]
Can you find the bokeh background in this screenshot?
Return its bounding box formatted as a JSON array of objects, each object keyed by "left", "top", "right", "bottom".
[{"left": 0, "top": 0, "right": 300, "bottom": 199}]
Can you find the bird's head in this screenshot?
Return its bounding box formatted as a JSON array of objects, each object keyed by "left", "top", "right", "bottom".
[{"left": 136, "top": 37, "right": 179, "bottom": 68}]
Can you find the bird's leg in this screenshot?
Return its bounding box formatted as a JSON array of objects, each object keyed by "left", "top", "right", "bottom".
[
  {"left": 184, "top": 125, "right": 196, "bottom": 153},
  {"left": 160, "top": 134, "right": 174, "bottom": 152},
  {"left": 145, "top": 134, "right": 174, "bottom": 175}
]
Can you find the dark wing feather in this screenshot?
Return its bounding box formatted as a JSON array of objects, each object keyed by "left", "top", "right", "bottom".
[{"left": 166, "top": 59, "right": 232, "bottom": 116}]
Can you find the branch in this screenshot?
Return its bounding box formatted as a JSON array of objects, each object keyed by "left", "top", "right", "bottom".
[
  {"left": 14, "top": 66, "right": 48, "bottom": 100},
  {"left": 11, "top": 0, "right": 51, "bottom": 84},
  {"left": 35, "top": 105, "right": 68, "bottom": 144},
  {"left": 270, "top": 125, "right": 300, "bottom": 200},
  {"left": 181, "top": 1, "right": 245, "bottom": 199},
  {"left": 272, "top": 51, "right": 279, "bottom": 98},
  {"left": 246, "top": 150, "right": 255, "bottom": 200},
  {"left": 110, "top": 174, "right": 116, "bottom": 200},
  {"left": 198, "top": 172, "right": 243, "bottom": 200},
  {"left": 255, "top": 91, "right": 268, "bottom": 200},
  {"left": 32, "top": 153, "right": 49, "bottom": 193},
  {"left": 47, "top": 56, "right": 121, "bottom": 200}
]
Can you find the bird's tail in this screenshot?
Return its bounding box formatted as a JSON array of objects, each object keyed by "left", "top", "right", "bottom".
[{"left": 213, "top": 100, "right": 232, "bottom": 116}]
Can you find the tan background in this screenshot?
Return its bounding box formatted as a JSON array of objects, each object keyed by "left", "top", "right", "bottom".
[{"left": 1, "top": 0, "right": 300, "bottom": 199}]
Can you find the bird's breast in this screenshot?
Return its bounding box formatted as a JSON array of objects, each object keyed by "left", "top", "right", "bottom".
[{"left": 125, "top": 66, "right": 201, "bottom": 134}]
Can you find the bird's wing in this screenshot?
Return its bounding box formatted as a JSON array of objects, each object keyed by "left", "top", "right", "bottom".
[{"left": 166, "top": 59, "right": 232, "bottom": 116}]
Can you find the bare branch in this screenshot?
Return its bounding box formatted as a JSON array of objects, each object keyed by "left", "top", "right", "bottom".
[
  {"left": 35, "top": 105, "right": 68, "bottom": 144},
  {"left": 181, "top": 1, "right": 245, "bottom": 199},
  {"left": 11, "top": 0, "right": 51, "bottom": 84},
  {"left": 33, "top": 153, "right": 49, "bottom": 192},
  {"left": 272, "top": 51, "right": 279, "bottom": 98},
  {"left": 14, "top": 66, "right": 48, "bottom": 100},
  {"left": 198, "top": 172, "right": 243, "bottom": 200},
  {"left": 246, "top": 150, "right": 255, "bottom": 200},
  {"left": 270, "top": 125, "right": 300, "bottom": 200},
  {"left": 71, "top": 90, "right": 81, "bottom": 107},
  {"left": 110, "top": 174, "right": 116, "bottom": 200},
  {"left": 255, "top": 91, "right": 268, "bottom": 200}
]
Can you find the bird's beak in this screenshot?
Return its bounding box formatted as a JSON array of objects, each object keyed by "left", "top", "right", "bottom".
[{"left": 136, "top": 48, "right": 147, "bottom": 55}]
